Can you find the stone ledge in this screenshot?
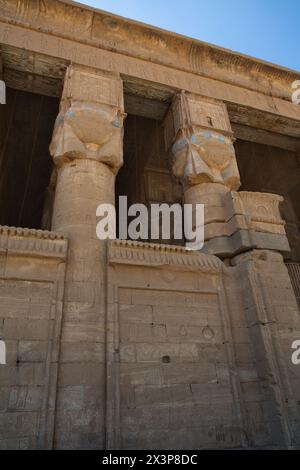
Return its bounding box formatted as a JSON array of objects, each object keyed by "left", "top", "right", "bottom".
[
  {"left": 0, "top": 226, "right": 68, "bottom": 259},
  {"left": 1, "top": 0, "right": 298, "bottom": 101},
  {"left": 108, "top": 239, "right": 222, "bottom": 271},
  {"left": 201, "top": 229, "right": 291, "bottom": 259}
]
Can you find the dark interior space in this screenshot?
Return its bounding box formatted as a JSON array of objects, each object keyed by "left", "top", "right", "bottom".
[
  {"left": 0, "top": 87, "right": 58, "bottom": 229},
  {"left": 116, "top": 114, "right": 157, "bottom": 208},
  {"left": 235, "top": 139, "right": 300, "bottom": 261},
  {"left": 116, "top": 113, "right": 183, "bottom": 243}
]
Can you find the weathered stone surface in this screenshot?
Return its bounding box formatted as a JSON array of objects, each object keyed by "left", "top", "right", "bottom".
[
  {"left": 49, "top": 63, "right": 125, "bottom": 449},
  {"left": 50, "top": 65, "right": 125, "bottom": 172},
  {"left": 202, "top": 230, "right": 290, "bottom": 258},
  {"left": 164, "top": 92, "right": 240, "bottom": 190},
  {"left": 0, "top": 0, "right": 299, "bottom": 452},
  {"left": 0, "top": 227, "right": 67, "bottom": 448},
  {"left": 164, "top": 92, "right": 292, "bottom": 257}
]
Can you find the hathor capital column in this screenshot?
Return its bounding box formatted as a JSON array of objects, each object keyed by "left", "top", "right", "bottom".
[
  {"left": 163, "top": 91, "right": 290, "bottom": 258},
  {"left": 164, "top": 92, "right": 300, "bottom": 447},
  {"left": 163, "top": 91, "right": 241, "bottom": 253},
  {"left": 49, "top": 64, "right": 125, "bottom": 449}
]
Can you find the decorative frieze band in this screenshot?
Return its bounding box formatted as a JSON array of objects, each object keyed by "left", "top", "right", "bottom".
[
  {"left": 108, "top": 239, "right": 222, "bottom": 271},
  {"left": 0, "top": 226, "right": 68, "bottom": 258}
]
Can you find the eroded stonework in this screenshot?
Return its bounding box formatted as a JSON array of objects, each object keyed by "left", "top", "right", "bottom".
[
  {"left": 163, "top": 92, "right": 292, "bottom": 258},
  {"left": 164, "top": 91, "right": 240, "bottom": 190},
  {"left": 0, "top": 0, "right": 300, "bottom": 451},
  {"left": 50, "top": 64, "right": 125, "bottom": 172}
]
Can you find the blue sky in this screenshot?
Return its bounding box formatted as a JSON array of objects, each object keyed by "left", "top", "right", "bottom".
[{"left": 75, "top": 0, "right": 299, "bottom": 71}]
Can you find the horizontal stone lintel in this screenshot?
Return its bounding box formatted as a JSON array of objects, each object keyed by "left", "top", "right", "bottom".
[
  {"left": 0, "top": 21, "right": 299, "bottom": 126},
  {"left": 0, "top": 0, "right": 299, "bottom": 99},
  {"left": 202, "top": 229, "right": 291, "bottom": 259}
]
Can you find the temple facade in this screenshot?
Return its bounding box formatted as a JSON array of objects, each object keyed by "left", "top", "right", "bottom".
[{"left": 0, "top": 0, "right": 300, "bottom": 449}]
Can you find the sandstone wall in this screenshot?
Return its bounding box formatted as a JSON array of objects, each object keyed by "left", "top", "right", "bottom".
[
  {"left": 106, "top": 240, "right": 300, "bottom": 449},
  {"left": 0, "top": 230, "right": 299, "bottom": 448},
  {"left": 0, "top": 226, "right": 67, "bottom": 449}
]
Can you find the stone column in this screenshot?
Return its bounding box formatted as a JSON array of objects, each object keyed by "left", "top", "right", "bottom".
[
  {"left": 163, "top": 91, "right": 290, "bottom": 258},
  {"left": 164, "top": 91, "right": 300, "bottom": 447},
  {"left": 41, "top": 168, "right": 57, "bottom": 231},
  {"left": 0, "top": 47, "right": 5, "bottom": 162},
  {"left": 49, "top": 64, "right": 125, "bottom": 449},
  {"left": 0, "top": 46, "right": 4, "bottom": 102},
  {"left": 230, "top": 250, "right": 300, "bottom": 448},
  {"left": 163, "top": 91, "right": 239, "bottom": 253},
  {"left": 0, "top": 49, "right": 6, "bottom": 220}
]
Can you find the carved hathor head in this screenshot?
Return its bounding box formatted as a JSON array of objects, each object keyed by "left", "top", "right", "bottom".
[
  {"left": 50, "top": 65, "right": 126, "bottom": 174},
  {"left": 163, "top": 92, "right": 241, "bottom": 190}
]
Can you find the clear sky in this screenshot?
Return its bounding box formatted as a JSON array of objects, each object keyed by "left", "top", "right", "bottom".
[{"left": 75, "top": 0, "right": 299, "bottom": 71}]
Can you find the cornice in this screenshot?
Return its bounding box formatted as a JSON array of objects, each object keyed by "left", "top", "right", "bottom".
[
  {"left": 0, "top": 225, "right": 68, "bottom": 259},
  {"left": 0, "top": 0, "right": 299, "bottom": 103},
  {"left": 108, "top": 239, "right": 222, "bottom": 271}
]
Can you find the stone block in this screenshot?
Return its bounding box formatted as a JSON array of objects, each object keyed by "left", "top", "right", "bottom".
[
  {"left": 18, "top": 341, "right": 48, "bottom": 362},
  {"left": 120, "top": 363, "right": 163, "bottom": 386},
  {"left": 57, "top": 363, "right": 105, "bottom": 387},
  {"left": 0, "top": 411, "right": 39, "bottom": 439},
  {"left": 0, "top": 364, "right": 46, "bottom": 386},
  {"left": 134, "top": 384, "right": 193, "bottom": 407},
  {"left": 120, "top": 321, "right": 167, "bottom": 343},
  {"left": 54, "top": 431, "right": 105, "bottom": 450},
  {"left": 135, "top": 342, "right": 200, "bottom": 363},
  {"left": 119, "top": 304, "right": 153, "bottom": 323},
  {"left": 201, "top": 229, "right": 290, "bottom": 258},
  {"left": 60, "top": 322, "right": 105, "bottom": 343},
  {"left": 8, "top": 386, "right": 43, "bottom": 411},
  {"left": 3, "top": 318, "right": 50, "bottom": 341},
  {"left": 59, "top": 341, "right": 105, "bottom": 363},
  {"left": 0, "top": 437, "right": 36, "bottom": 450},
  {"left": 190, "top": 383, "right": 233, "bottom": 404},
  {"left": 0, "top": 387, "right": 10, "bottom": 411}
]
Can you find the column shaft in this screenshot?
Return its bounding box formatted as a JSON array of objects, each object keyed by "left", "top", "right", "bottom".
[{"left": 49, "top": 64, "right": 124, "bottom": 449}]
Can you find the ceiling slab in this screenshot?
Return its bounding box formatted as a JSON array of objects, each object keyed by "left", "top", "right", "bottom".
[
  {"left": 1, "top": 44, "right": 66, "bottom": 97},
  {"left": 232, "top": 123, "right": 300, "bottom": 152}
]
